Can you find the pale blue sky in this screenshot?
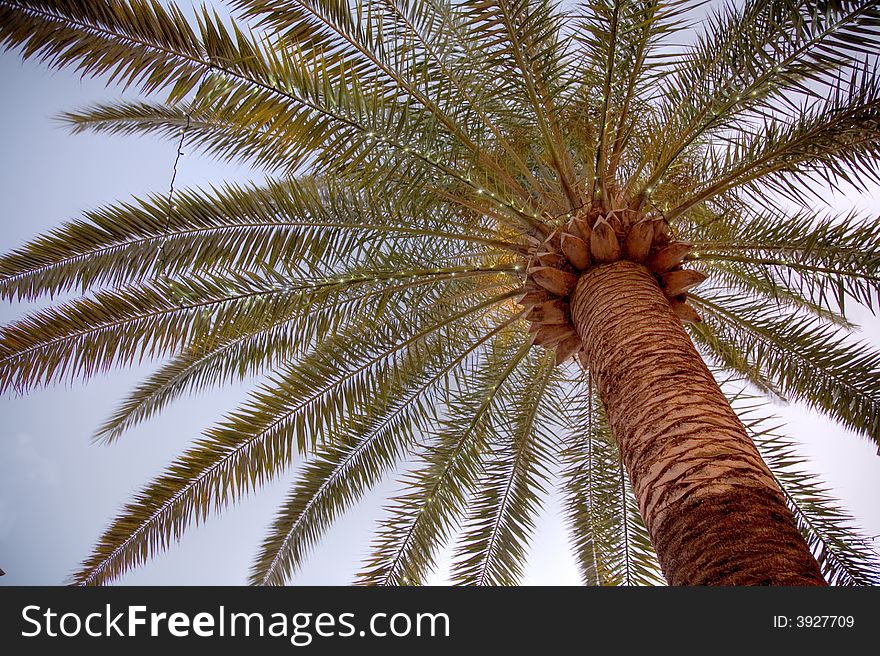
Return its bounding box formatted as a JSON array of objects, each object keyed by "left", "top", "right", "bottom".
[{"left": 1, "top": 4, "right": 878, "bottom": 585}]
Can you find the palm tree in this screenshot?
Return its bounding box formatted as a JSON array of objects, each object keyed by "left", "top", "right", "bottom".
[{"left": 1, "top": 0, "right": 879, "bottom": 586}]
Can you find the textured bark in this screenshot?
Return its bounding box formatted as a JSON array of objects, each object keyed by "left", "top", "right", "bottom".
[{"left": 570, "top": 260, "right": 826, "bottom": 586}]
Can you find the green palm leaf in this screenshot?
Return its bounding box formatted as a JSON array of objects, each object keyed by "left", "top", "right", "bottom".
[
  {"left": 251, "top": 310, "right": 523, "bottom": 585},
  {"left": 357, "top": 335, "right": 532, "bottom": 585},
  {"left": 691, "top": 291, "right": 880, "bottom": 443},
  {"left": 560, "top": 375, "right": 664, "bottom": 585},
  {"left": 731, "top": 389, "right": 880, "bottom": 586},
  {"left": 450, "top": 349, "right": 557, "bottom": 585}
]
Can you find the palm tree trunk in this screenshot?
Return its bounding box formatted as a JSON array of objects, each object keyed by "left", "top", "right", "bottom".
[{"left": 570, "top": 260, "right": 826, "bottom": 585}]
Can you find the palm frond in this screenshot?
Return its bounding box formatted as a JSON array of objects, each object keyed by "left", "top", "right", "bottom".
[
  {"left": 357, "top": 333, "right": 532, "bottom": 585},
  {"left": 1, "top": 272, "right": 280, "bottom": 392},
  {"left": 460, "top": 0, "right": 580, "bottom": 208},
  {"left": 450, "top": 350, "right": 557, "bottom": 585},
  {"left": 250, "top": 309, "right": 524, "bottom": 585},
  {"left": 0, "top": 0, "right": 208, "bottom": 99},
  {"left": 559, "top": 374, "right": 664, "bottom": 585},
  {"left": 1, "top": 0, "right": 528, "bottom": 222},
  {"left": 642, "top": 0, "right": 880, "bottom": 200},
  {"left": 74, "top": 287, "right": 517, "bottom": 585},
  {"left": 693, "top": 205, "right": 880, "bottom": 313},
  {"left": 729, "top": 389, "right": 880, "bottom": 586},
  {"left": 574, "top": 0, "right": 689, "bottom": 197},
  {"left": 692, "top": 290, "right": 880, "bottom": 444},
  {"left": 61, "top": 99, "right": 311, "bottom": 173},
  {"left": 0, "top": 175, "right": 517, "bottom": 303},
  {"left": 668, "top": 63, "right": 880, "bottom": 218}
]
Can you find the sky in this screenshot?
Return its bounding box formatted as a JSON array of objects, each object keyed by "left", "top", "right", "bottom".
[{"left": 0, "top": 3, "right": 879, "bottom": 586}]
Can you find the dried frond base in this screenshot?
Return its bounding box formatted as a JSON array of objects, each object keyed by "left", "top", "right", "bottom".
[{"left": 518, "top": 203, "right": 706, "bottom": 365}]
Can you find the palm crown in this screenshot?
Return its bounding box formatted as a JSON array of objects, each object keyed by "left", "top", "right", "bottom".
[{"left": 1, "top": 0, "right": 879, "bottom": 586}]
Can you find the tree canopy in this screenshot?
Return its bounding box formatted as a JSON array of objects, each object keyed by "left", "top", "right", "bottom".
[{"left": 1, "top": 0, "right": 879, "bottom": 585}]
